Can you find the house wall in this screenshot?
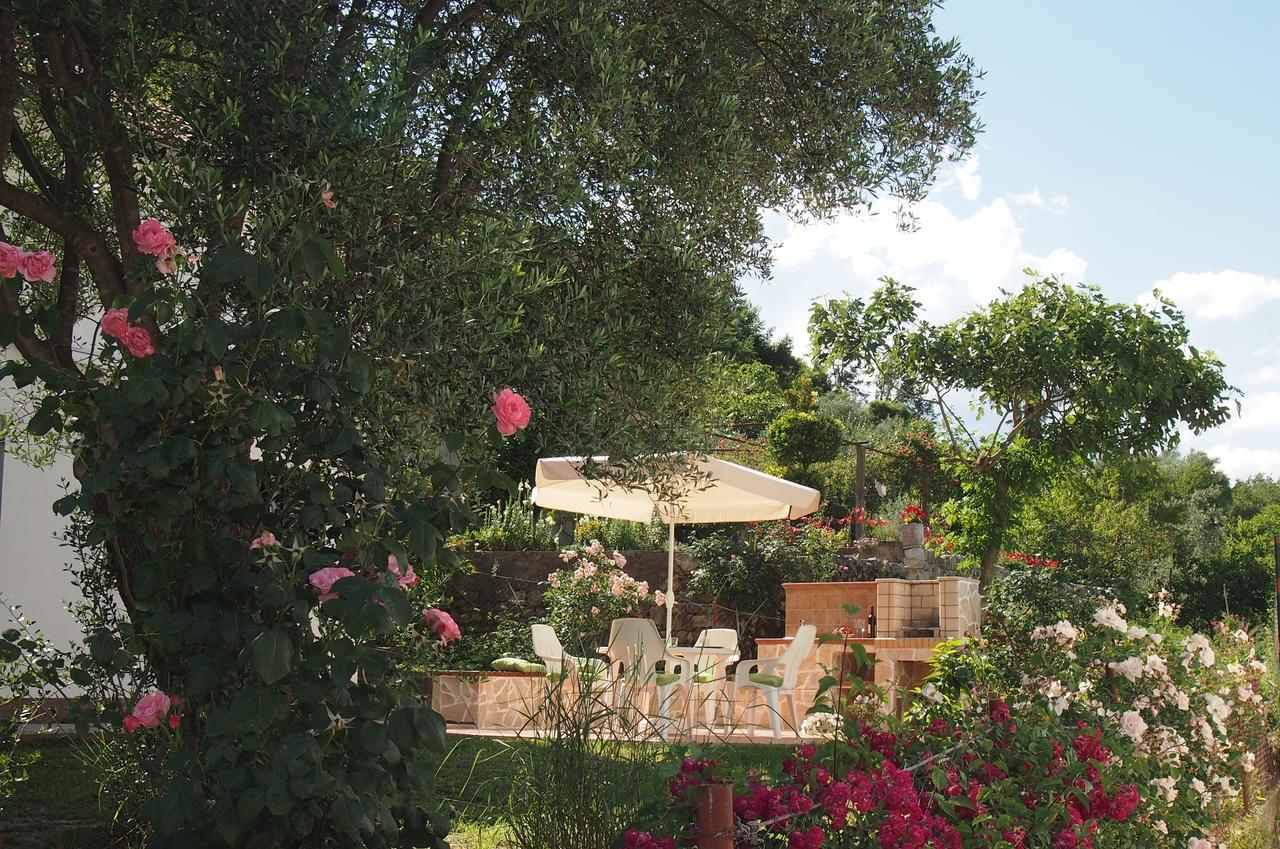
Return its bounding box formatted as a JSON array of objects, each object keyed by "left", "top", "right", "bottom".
[{"left": 0, "top": 445, "right": 85, "bottom": 656}]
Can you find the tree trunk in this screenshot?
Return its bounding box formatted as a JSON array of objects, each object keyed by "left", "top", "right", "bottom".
[{"left": 979, "top": 541, "right": 1001, "bottom": 592}]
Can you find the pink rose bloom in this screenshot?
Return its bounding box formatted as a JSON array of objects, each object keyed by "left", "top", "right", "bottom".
[
  {"left": 0, "top": 242, "right": 22, "bottom": 278},
  {"left": 422, "top": 607, "right": 461, "bottom": 644},
  {"left": 132, "top": 218, "right": 176, "bottom": 258},
  {"left": 19, "top": 250, "right": 56, "bottom": 283},
  {"left": 100, "top": 308, "right": 131, "bottom": 339},
  {"left": 654, "top": 590, "right": 667, "bottom": 607},
  {"left": 156, "top": 254, "right": 179, "bottom": 275},
  {"left": 310, "top": 566, "right": 356, "bottom": 602},
  {"left": 250, "top": 531, "right": 277, "bottom": 549},
  {"left": 122, "top": 326, "right": 156, "bottom": 357},
  {"left": 124, "top": 690, "right": 171, "bottom": 732},
  {"left": 387, "top": 554, "right": 418, "bottom": 589},
  {"left": 321, "top": 185, "right": 337, "bottom": 209},
  {"left": 167, "top": 714, "right": 181, "bottom": 730},
  {"left": 491, "top": 388, "right": 532, "bottom": 436}
]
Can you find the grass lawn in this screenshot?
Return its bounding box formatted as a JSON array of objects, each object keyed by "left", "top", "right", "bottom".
[
  {"left": 1, "top": 739, "right": 120, "bottom": 849},
  {"left": 2, "top": 734, "right": 789, "bottom": 849}
]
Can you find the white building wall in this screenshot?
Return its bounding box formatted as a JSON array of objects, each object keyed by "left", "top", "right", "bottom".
[{"left": 0, "top": 446, "right": 86, "bottom": 653}]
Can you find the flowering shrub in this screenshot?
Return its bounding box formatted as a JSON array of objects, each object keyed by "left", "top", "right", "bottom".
[
  {"left": 545, "top": 541, "right": 655, "bottom": 653},
  {"left": 627, "top": 592, "right": 1266, "bottom": 849}
]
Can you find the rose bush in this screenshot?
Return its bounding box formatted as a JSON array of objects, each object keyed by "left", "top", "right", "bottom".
[{"left": 545, "top": 541, "right": 657, "bottom": 654}]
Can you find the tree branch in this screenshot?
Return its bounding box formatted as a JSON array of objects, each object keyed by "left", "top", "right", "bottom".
[
  {"left": 52, "top": 238, "right": 81, "bottom": 368},
  {"left": 0, "top": 179, "right": 126, "bottom": 308}
]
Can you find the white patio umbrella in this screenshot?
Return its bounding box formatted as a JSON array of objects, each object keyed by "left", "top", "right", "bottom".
[{"left": 532, "top": 455, "right": 822, "bottom": 641}]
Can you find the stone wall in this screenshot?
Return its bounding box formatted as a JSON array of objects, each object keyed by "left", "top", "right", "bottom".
[{"left": 445, "top": 549, "right": 710, "bottom": 646}]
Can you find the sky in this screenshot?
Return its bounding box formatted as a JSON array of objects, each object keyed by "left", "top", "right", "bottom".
[{"left": 740, "top": 1, "right": 1280, "bottom": 480}]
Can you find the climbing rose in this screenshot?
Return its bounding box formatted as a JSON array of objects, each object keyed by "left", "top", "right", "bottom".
[
  {"left": 654, "top": 590, "right": 667, "bottom": 607},
  {"left": 0, "top": 242, "right": 21, "bottom": 277},
  {"left": 156, "top": 254, "right": 179, "bottom": 275},
  {"left": 132, "top": 218, "right": 176, "bottom": 258},
  {"left": 321, "top": 184, "right": 337, "bottom": 208},
  {"left": 122, "top": 326, "right": 156, "bottom": 357},
  {"left": 250, "top": 531, "right": 277, "bottom": 549},
  {"left": 19, "top": 250, "right": 56, "bottom": 283},
  {"left": 491, "top": 387, "right": 532, "bottom": 436},
  {"left": 100, "top": 308, "right": 131, "bottom": 339},
  {"left": 310, "top": 567, "right": 356, "bottom": 602},
  {"left": 123, "top": 690, "right": 171, "bottom": 732},
  {"left": 387, "top": 554, "right": 418, "bottom": 589},
  {"left": 422, "top": 607, "right": 461, "bottom": 644}
]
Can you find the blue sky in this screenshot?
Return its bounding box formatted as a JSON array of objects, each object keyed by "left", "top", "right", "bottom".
[{"left": 742, "top": 1, "right": 1280, "bottom": 479}]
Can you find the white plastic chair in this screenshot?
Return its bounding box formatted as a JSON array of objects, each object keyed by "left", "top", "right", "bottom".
[
  {"left": 531, "top": 624, "right": 610, "bottom": 687},
  {"left": 685, "top": 628, "right": 739, "bottom": 728},
  {"left": 731, "top": 623, "right": 817, "bottom": 741},
  {"left": 606, "top": 618, "right": 689, "bottom": 737}
]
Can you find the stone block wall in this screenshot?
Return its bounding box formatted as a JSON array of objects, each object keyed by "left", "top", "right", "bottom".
[{"left": 444, "top": 550, "right": 708, "bottom": 646}]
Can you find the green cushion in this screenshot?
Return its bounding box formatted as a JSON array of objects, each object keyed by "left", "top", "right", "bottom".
[
  {"left": 547, "top": 659, "right": 608, "bottom": 682},
  {"left": 692, "top": 670, "right": 718, "bottom": 685},
  {"left": 748, "top": 672, "right": 785, "bottom": 689},
  {"left": 655, "top": 671, "right": 682, "bottom": 687},
  {"left": 491, "top": 657, "right": 546, "bottom": 674}
]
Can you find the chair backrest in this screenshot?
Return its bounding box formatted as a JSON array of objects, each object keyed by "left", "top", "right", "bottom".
[
  {"left": 777, "top": 624, "right": 817, "bottom": 689},
  {"left": 607, "top": 618, "right": 668, "bottom": 682},
  {"left": 691, "top": 628, "right": 739, "bottom": 675},
  {"left": 531, "top": 624, "right": 568, "bottom": 674}
]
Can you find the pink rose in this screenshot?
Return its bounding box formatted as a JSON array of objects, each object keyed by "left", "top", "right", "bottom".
[
  {"left": 100, "top": 308, "right": 131, "bottom": 339},
  {"left": 0, "top": 242, "right": 22, "bottom": 278},
  {"left": 422, "top": 607, "right": 461, "bottom": 644},
  {"left": 122, "top": 326, "right": 156, "bottom": 357},
  {"left": 156, "top": 254, "right": 179, "bottom": 275},
  {"left": 491, "top": 388, "right": 531, "bottom": 437},
  {"left": 309, "top": 566, "right": 356, "bottom": 603},
  {"left": 132, "top": 218, "right": 176, "bottom": 258},
  {"left": 124, "top": 690, "right": 171, "bottom": 732},
  {"left": 387, "top": 555, "right": 418, "bottom": 590},
  {"left": 654, "top": 590, "right": 667, "bottom": 608},
  {"left": 19, "top": 250, "right": 56, "bottom": 283},
  {"left": 250, "top": 531, "right": 277, "bottom": 549},
  {"left": 167, "top": 713, "right": 181, "bottom": 730},
  {"left": 321, "top": 185, "right": 337, "bottom": 209}
]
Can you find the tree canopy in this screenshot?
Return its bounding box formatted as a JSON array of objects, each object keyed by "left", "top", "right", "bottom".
[
  {"left": 0, "top": 3, "right": 981, "bottom": 846},
  {"left": 810, "top": 277, "right": 1235, "bottom": 585}
]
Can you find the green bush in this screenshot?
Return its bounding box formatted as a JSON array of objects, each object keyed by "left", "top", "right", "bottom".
[
  {"left": 436, "top": 602, "right": 537, "bottom": 672},
  {"left": 572, "top": 515, "right": 668, "bottom": 550},
  {"left": 448, "top": 485, "right": 559, "bottom": 552},
  {"left": 686, "top": 521, "right": 844, "bottom": 649},
  {"left": 766, "top": 410, "right": 845, "bottom": 468}
]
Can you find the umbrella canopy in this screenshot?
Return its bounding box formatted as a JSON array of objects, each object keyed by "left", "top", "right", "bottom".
[{"left": 532, "top": 455, "right": 822, "bottom": 639}]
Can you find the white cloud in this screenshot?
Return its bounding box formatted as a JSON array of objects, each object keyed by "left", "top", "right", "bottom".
[
  {"left": 1144, "top": 270, "right": 1280, "bottom": 320},
  {"left": 1219, "top": 390, "right": 1280, "bottom": 434},
  {"left": 1204, "top": 444, "right": 1280, "bottom": 481},
  {"left": 952, "top": 155, "right": 982, "bottom": 201},
  {"left": 1243, "top": 364, "right": 1280, "bottom": 387},
  {"left": 1010, "top": 190, "right": 1071, "bottom": 215}
]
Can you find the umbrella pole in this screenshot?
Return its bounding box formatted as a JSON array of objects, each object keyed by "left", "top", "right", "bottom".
[{"left": 666, "top": 522, "right": 676, "bottom": 643}]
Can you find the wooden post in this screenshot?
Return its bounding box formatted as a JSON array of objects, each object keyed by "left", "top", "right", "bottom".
[
  {"left": 694, "top": 781, "right": 734, "bottom": 849},
  {"left": 853, "top": 443, "right": 867, "bottom": 544}
]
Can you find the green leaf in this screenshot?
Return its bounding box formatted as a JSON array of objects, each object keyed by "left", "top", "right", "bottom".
[{"left": 250, "top": 629, "right": 294, "bottom": 685}]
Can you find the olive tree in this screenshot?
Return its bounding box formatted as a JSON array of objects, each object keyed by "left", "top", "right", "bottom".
[
  {"left": 811, "top": 278, "right": 1234, "bottom": 587},
  {"left": 0, "top": 2, "right": 979, "bottom": 845}
]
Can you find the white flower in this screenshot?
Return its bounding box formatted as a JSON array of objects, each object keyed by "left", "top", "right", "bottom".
[
  {"left": 1108, "top": 656, "right": 1145, "bottom": 682},
  {"left": 800, "top": 711, "right": 841, "bottom": 739},
  {"left": 1248, "top": 659, "right": 1267, "bottom": 674},
  {"left": 1092, "top": 605, "right": 1129, "bottom": 633},
  {"left": 1182, "top": 633, "right": 1216, "bottom": 667},
  {"left": 1204, "top": 693, "right": 1231, "bottom": 724},
  {"left": 919, "top": 683, "right": 944, "bottom": 704},
  {"left": 1149, "top": 776, "right": 1179, "bottom": 803},
  {"left": 1126, "top": 625, "right": 1149, "bottom": 640},
  {"left": 1243, "top": 752, "right": 1256, "bottom": 773},
  {"left": 1188, "top": 838, "right": 1213, "bottom": 849},
  {"left": 1144, "top": 655, "right": 1168, "bottom": 677},
  {"left": 1232, "top": 628, "right": 1250, "bottom": 643},
  {"left": 1119, "top": 709, "right": 1148, "bottom": 743},
  {"left": 1045, "top": 680, "right": 1070, "bottom": 715},
  {"left": 1153, "top": 820, "right": 1167, "bottom": 835}
]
